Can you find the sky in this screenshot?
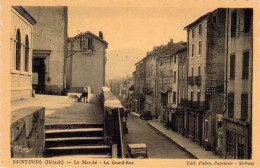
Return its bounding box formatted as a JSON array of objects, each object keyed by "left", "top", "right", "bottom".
[{"left": 68, "top": 7, "right": 215, "bottom": 80}]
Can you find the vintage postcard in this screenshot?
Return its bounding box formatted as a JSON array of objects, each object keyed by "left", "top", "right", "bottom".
[{"left": 1, "top": 0, "right": 259, "bottom": 167}]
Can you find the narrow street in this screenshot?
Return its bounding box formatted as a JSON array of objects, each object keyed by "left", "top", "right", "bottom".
[{"left": 125, "top": 115, "right": 194, "bottom": 159}]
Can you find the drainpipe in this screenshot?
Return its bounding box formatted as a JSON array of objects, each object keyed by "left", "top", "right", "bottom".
[{"left": 222, "top": 8, "right": 229, "bottom": 159}]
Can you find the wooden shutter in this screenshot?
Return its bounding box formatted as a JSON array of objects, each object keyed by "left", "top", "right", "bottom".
[
  {"left": 242, "top": 51, "right": 249, "bottom": 79},
  {"left": 241, "top": 93, "right": 248, "bottom": 119}
]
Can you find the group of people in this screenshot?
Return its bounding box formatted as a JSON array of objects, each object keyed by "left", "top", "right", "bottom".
[{"left": 79, "top": 87, "right": 88, "bottom": 102}]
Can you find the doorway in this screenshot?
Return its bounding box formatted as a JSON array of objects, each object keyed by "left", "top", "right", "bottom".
[{"left": 33, "top": 58, "right": 45, "bottom": 93}]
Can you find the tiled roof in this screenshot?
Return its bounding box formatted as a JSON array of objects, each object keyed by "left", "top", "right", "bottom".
[{"left": 69, "top": 31, "right": 108, "bottom": 48}]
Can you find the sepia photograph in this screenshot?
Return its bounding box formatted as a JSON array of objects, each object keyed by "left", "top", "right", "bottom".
[{"left": 1, "top": 0, "right": 259, "bottom": 167}]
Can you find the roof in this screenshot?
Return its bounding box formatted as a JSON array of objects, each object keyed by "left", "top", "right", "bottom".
[
  {"left": 12, "top": 6, "right": 37, "bottom": 25},
  {"left": 184, "top": 8, "right": 219, "bottom": 30},
  {"left": 159, "top": 42, "right": 187, "bottom": 58},
  {"left": 69, "top": 31, "right": 108, "bottom": 48}
]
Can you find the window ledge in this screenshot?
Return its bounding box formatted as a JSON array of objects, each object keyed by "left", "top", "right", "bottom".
[{"left": 11, "top": 69, "right": 32, "bottom": 76}]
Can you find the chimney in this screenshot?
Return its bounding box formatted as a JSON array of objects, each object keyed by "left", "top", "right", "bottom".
[{"left": 99, "top": 31, "right": 103, "bottom": 39}]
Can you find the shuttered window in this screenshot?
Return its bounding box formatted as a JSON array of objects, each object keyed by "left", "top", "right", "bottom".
[
  {"left": 228, "top": 93, "right": 234, "bottom": 118},
  {"left": 231, "top": 10, "right": 237, "bottom": 37},
  {"left": 241, "top": 93, "right": 248, "bottom": 119},
  {"left": 173, "top": 91, "right": 176, "bottom": 104},
  {"left": 242, "top": 51, "right": 249, "bottom": 79},
  {"left": 230, "top": 54, "right": 235, "bottom": 79},
  {"left": 244, "top": 9, "right": 252, "bottom": 33}
]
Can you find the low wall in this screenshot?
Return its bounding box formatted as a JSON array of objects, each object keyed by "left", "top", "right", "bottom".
[{"left": 11, "top": 107, "right": 45, "bottom": 158}]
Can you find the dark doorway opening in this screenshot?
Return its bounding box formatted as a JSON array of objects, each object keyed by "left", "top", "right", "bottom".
[{"left": 33, "top": 58, "right": 45, "bottom": 93}]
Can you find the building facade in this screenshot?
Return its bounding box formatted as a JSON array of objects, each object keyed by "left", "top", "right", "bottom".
[
  {"left": 10, "top": 6, "right": 36, "bottom": 101},
  {"left": 67, "top": 31, "right": 108, "bottom": 95},
  {"left": 185, "top": 8, "right": 226, "bottom": 150},
  {"left": 222, "top": 8, "right": 253, "bottom": 159},
  {"left": 24, "top": 6, "right": 68, "bottom": 95}
]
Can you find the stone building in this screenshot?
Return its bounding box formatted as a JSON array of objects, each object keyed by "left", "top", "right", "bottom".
[
  {"left": 174, "top": 47, "right": 187, "bottom": 135},
  {"left": 134, "top": 59, "right": 146, "bottom": 113},
  {"left": 184, "top": 8, "right": 226, "bottom": 150},
  {"left": 143, "top": 51, "right": 157, "bottom": 116},
  {"left": 10, "top": 6, "right": 36, "bottom": 101},
  {"left": 66, "top": 31, "right": 108, "bottom": 95},
  {"left": 24, "top": 6, "right": 68, "bottom": 95},
  {"left": 157, "top": 42, "right": 186, "bottom": 126},
  {"left": 222, "top": 8, "right": 253, "bottom": 159}
]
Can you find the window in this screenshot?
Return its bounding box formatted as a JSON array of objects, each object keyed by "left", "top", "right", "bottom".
[
  {"left": 192, "top": 28, "right": 195, "bottom": 38},
  {"left": 241, "top": 93, "right": 248, "bottom": 119},
  {"left": 173, "top": 91, "right": 176, "bottom": 104},
  {"left": 25, "top": 35, "right": 29, "bottom": 72},
  {"left": 228, "top": 93, "right": 234, "bottom": 118},
  {"left": 226, "top": 131, "right": 235, "bottom": 157},
  {"left": 191, "top": 67, "right": 194, "bottom": 76},
  {"left": 191, "top": 91, "right": 194, "bottom": 101},
  {"left": 88, "top": 38, "right": 93, "bottom": 50},
  {"left": 205, "top": 94, "right": 210, "bottom": 110},
  {"left": 230, "top": 54, "right": 235, "bottom": 79},
  {"left": 204, "top": 120, "right": 209, "bottom": 141},
  {"left": 199, "top": 41, "right": 202, "bottom": 55},
  {"left": 192, "top": 44, "right": 194, "bottom": 57},
  {"left": 231, "top": 10, "right": 237, "bottom": 37},
  {"left": 197, "top": 91, "right": 200, "bottom": 107},
  {"left": 174, "top": 71, "right": 176, "bottom": 83},
  {"left": 213, "top": 15, "right": 217, "bottom": 23},
  {"left": 237, "top": 135, "right": 245, "bottom": 159},
  {"left": 174, "top": 55, "right": 176, "bottom": 63},
  {"left": 16, "top": 29, "right": 21, "bottom": 70},
  {"left": 242, "top": 51, "right": 249, "bottom": 79},
  {"left": 183, "top": 65, "right": 185, "bottom": 79},
  {"left": 199, "top": 24, "right": 202, "bottom": 36},
  {"left": 244, "top": 9, "right": 252, "bottom": 33},
  {"left": 168, "top": 92, "right": 173, "bottom": 104},
  {"left": 198, "top": 66, "right": 201, "bottom": 76}
]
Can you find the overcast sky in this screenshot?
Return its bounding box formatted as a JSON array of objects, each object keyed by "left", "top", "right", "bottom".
[{"left": 68, "top": 7, "right": 215, "bottom": 80}]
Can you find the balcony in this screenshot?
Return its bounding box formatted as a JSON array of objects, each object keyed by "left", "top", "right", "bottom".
[
  {"left": 187, "top": 101, "right": 206, "bottom": 110},
  {"left": 195, "top": 76, "right": 201, "bottom": 86},
  {"left": 188, "top": 76, "right": 195, "bottom": 86},
  {"left": 180, "top": 99, "right": 189, "bottom": 107}
]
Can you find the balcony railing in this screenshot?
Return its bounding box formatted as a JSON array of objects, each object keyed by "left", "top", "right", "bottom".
[
  {"left": 195, "top": 76, "right": 201, "bottom": 86},
  {"left": 188, "top": 76, "right": 195, "bottom": 86},
  {"left": 187, "top": 101, "right": 206, "bottom": 110}
]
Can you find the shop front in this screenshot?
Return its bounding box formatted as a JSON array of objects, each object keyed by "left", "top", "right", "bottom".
[{"left": 223, "top": 117, "right": 251, "bottom": 159}]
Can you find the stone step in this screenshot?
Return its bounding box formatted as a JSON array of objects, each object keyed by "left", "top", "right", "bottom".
[
  {"left": 45, "top": 137, "right": 104, "bottom": 147},
  {"left": 45, "top": 123, "right": 103, "bottom": 130},
  {"left": 45, "top": 145, "right": 111, "bottom": 157},
  {"left": 45, "top": 128, "right": 103, "bottom": 133},
  {"left": 45, "top": 128, "right": 104, "bottom": 138}
]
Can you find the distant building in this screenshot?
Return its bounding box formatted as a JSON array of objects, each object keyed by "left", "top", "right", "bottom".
[
  {"left": 24, "top": 6, "right": 68, "bottom": 95},
  {"left": 174, "top": 47, "right": 187, "bottom": 134},
  {"left": 66, "top": 31, "right": 108, "bottom": 95},
  {"left": 10, "top": 6, "right": 36, "bottom": 101},
  {"left": 222, "top": 8, "right": 253, "bottom": 159},
  {"left": 184, "top": 8, "right": 226, "bottom": 150}
]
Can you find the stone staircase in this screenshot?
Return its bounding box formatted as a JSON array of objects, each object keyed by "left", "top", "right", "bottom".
[{"left": 44, "top": 123, "right": 111, "bottom": 158}]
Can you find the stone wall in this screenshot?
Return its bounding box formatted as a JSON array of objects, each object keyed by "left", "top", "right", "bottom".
[
  {"left": 11, "top": 7, "right": 34, "bottom": 101},
  {"left": 11, "top": 107, "right": 45, "bottom": 158},
  {"left": 24, "top": 7, "right": 68, "bottom": 94}
]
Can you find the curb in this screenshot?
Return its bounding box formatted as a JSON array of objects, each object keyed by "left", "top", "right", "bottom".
[{"left": 147, "top": 122, "right": 198, "bottom": 159}]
